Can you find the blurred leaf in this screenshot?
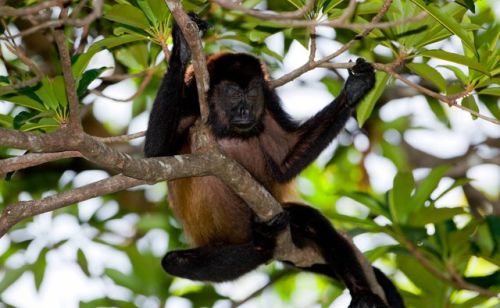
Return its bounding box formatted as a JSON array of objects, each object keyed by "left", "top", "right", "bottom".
[
  {"left": 33, "top": 249, "right": 47, "bottom": 290},
  {"left": 461, "top": 96, "right": 479, "bottom": 119},
  {"left": 389, "top": 171, "right": 414, "bottom": 223},
  {"left": 0, "top": 114, "right": 13, "bottom": 128},
  {"left": 438, "top": 65, "right": 467, "bottom": 84},
  {"left": 478, "top": 87, "right": 500, "bottom": 96},
  {"left": 426, "top": 97, "right": 450, "bottom": 128},
  {"left": 357, "top": 72, "right": 390, "bottom": 126},
  {"left": 80, "top": 298, "right": 136, "bottom": 308},
  {"left": 343, "top": 191, "right": 388, "bottom": 217},
  {"left": 408, "top": 165, "right": 449, "bottom": 214},
  {"left": 77, "top": 249, "right": 90, "bottom": 277},
  {"left": 410, "top": 0, "right": 475, "bottom": 52},
  {"left": 0, "top": 265, "right": 29, "bottom": 293},
  {"left": 420, "top": 50, "right": 489, "bottom": 75},
  {"left": 411, "top": 207, "right": 465, "bottom": 226},
  {"left": 465, "top": 272, "right": 500, "bottom": 289},
  {"left": 407, "top": 63, "right": 447, "bottom": 92},
  {"left": 462, "top": 0, "right": 475, "bottom": 13},
  {"left": 434, "top": 177, "right": 471, "bottom": 201}
]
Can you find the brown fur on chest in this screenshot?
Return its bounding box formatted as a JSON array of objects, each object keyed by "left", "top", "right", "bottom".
[{"left": 168, "top": 126, "right": 298, "bottom": 247}]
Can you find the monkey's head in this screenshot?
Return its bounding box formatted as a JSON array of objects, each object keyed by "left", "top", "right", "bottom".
[{"left": 206, "top": 53, "right": 269, "bottom": 138}]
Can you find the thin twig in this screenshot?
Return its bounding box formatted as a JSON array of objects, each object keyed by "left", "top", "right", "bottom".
[
  {"left": 402, "top": 239, "right": 498, "bottom": 298},
  {"left": 54, "top": 24, "right": 83, "bottom": 134},
  {"left": 93, "top": 131, "right": 146, "bottom": 143},
  {"left": 270, "top": 0, "right": 395, "bottom": 88},
  {"left": 372, "top": 63, "right": 500, "bottom": 125},
  {"left": 0, "top": 0, "right": 70, "bottom": 17},
  {"left": 213, "top": 0, "right": 426, "bottom": 30},
  {"left": 0, "top": 0, "right": 103, "bottom": 39},
  {"left": 213, "top": 0, "right": 315, "bottom": 20},
  {"left": 91, "top": 68, "right": 155, "bottom": 102},
  {"left": 0, "top": 44, "right": 43, "bottom": 94}
]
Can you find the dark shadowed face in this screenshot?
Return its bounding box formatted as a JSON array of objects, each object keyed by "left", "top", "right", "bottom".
[{"left": 208, "top": 78, "right": 265, "bottom": 138}]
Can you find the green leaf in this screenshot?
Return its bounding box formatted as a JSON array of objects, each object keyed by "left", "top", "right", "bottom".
[
  {"left": 0, "top": 114, "right": 13, "bottom": 128},
  {"left": 389, "top": 171, "right": 415, "bottom": 224},
  {"left": 35, "top": 77, "right": 59, "bottom": 111},
  {"left": 13, "top": 111, "right": 36, "bottom": 129},
  {"left": 105, "top": 268, "right": 144, "bottom": 292},
  {"left": 438, "top": 65, "right": 467, "bottom": 84},
  {"left": 463, "top": 0, "right": 475, "bottom": 13},
  {"left": 137, "top": 0, "right": 157, "bottom": 25},
  {"left": 0, "top": 75, "right": 9, "bottom": 85},
  {"left": 1, "top": 95, "right": 45, "bottom": 111},
  {"left": 434, "top": 177, "right": 471, "bottom": 201},
  {"left": 408, "top": 165, "right": 450, "bottom": 214},
  {"left": 20, "top": 118, "right": 59, "bottom": 132},
  {"left": 33, "top": 249, "right": 47, "bottom": 290},
  {"left": 410, "top": 0, "right": 475, "bottom": 52},
  {"left": 52, "top": 76, "right": 68, "bottom": 113},
  {"left": 420, "top": 50, "right": 489, "bottom": 75},
  {"left": 426, "top": 97, "right": 450, "bottom": 128},
  {"left": 104, "top": 4, "right": 151, "bottom": 30},
  {"left": 357, "top": 72, "right": 390, "bottom": 126},
  {"left": 411, "top": 207, "right": 465, "bottom": 226},
  {"left": 461, "top": 96, "right": 479, "bottom": 119},
  {"left": 343, "top": 191, "right": 388, "bottom": 217},
  {"left": 77, "top": 67, "right": 108, "bottom": 97},
  {"left": 407, "top": 63, "right": 447, "bottom": 92},
  {"left": 72, "top": 35, "right": 145, "bottom": 76},
  {"left": 478, "top": 87, "right": 500, "bottom": 96},
  {"left": 0, "top": 265, "right": 29, "bottom": 293},
  {"left": 77, "top": 249, "right": 90, "bottom": 276},
  {"left": 145, "top": 0, "right": 170, "bottom": 22}
]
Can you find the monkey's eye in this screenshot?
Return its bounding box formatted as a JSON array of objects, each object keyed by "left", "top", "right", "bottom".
[
  {"left": 246, "top": 87, "right": 260, "bottom": 100},
  {"left": 227, "top": 86, "right": 243, "bottom": 101}
]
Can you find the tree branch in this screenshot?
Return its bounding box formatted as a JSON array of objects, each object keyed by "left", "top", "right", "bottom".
[
  {"left": 54, "top": 24, "right": 83, "bottom": 134},
  {"left": 0, "top": 151, "right": 82, "bottom": 175},
  {"left": 0, "top": 174, "right": 145, "bottom": 237}
]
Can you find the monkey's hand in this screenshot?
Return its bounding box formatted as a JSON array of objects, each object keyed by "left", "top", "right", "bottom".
[
  {"left": 344, "top": 58, "right": 376, "bottom": 107},
  {"left": 252, "top": 212, "right": 289, "bottom": 251},
  {"left": 172, "top": 13, "right": 209, "bottom": 64}
]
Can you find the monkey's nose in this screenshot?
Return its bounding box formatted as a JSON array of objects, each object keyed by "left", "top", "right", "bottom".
[{"left": 239, "top": 106, "right": 250, "bottom": 118}]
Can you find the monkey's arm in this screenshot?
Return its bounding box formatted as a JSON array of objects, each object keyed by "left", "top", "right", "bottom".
[
  {"left": 144, "top": 20, "right": 201, "bottom": 157},
  {"left": 267, "top": 59, "right": 375, "bottom": 182}
]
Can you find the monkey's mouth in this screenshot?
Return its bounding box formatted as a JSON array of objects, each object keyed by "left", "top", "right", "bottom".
[{"left": 231, "top": 120, "right": 256, "bottom": 131}]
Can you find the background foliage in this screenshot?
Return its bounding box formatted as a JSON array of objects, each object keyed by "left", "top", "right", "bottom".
[{"left": 0, "top": 0, "right": 499, "bottom": 307}]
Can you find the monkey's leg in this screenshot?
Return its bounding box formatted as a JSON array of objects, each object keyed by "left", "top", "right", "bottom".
[
  {"left": 162, "top": 242, "right": 271, "bottom": 282},
  {"left": 284, "top": 203, "right": 404, "bottom": 308},
  {"left": 162, "top": 212, "right": 289, "bottom": 282}
]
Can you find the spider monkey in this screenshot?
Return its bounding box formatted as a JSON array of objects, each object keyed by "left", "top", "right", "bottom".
[{"left": 145, "top": 14, "right": 404, "bottom": 308}]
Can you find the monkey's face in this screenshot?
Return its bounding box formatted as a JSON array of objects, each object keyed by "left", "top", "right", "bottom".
[{"left": 208, "top": 78, "right": 265, "bottom": 138}]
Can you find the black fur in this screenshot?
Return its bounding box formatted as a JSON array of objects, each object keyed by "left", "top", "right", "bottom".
[{"left": 145, "top": 14, "right": 403, "bottom": 308}]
